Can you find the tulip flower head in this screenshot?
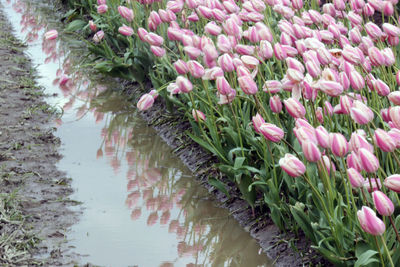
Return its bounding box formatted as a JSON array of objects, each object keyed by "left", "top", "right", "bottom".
[
  {"left": 357, "top": 206, "right": 385, "bottom": 236},
  {"left": 279, "top": 154, "right": 306, "bottom": 177}
]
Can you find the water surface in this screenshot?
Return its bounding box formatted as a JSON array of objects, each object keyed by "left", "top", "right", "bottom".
[{"left": 2, "top": 1, "right": 272, "bottom": 266}]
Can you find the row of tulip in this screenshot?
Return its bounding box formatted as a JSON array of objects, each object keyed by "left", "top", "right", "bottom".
[{"left": 62, "top": 0, "right": 400, "bottom": 265}]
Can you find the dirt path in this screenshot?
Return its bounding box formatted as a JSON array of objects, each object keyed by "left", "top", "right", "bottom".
[{"left": 0, "top": 6, "right": 81, "bottom": 266}]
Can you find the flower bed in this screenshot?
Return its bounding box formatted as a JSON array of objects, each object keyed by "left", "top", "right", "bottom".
[{"left": 61, "top": 0, "right": 400, "bottom": 265}]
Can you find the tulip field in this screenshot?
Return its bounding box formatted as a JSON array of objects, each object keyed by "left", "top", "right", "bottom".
[{"left": 59, "top": 0, "right": 400, "bottom": 265}]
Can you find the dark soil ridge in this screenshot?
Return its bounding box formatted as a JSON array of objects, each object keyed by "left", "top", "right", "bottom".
[
  {"left": 0, "top": 5, "right": 81, "bottom": 266},
  {"left": 122, "top": 81, "right": 331, "bottom": 266}
]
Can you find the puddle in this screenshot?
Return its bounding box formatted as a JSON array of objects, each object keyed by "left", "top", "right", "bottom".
[{"left": 2, "top": 0, "right": 273, "bottom": 266}]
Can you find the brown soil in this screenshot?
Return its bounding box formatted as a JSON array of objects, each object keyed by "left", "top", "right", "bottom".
[{"left": 0, "top": 6, "right": 81, "bottom": 266}]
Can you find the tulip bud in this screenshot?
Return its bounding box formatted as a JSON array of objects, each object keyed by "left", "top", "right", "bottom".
[
  {"left": 118, "top": 6, "right": 134, "bottom": 21},
  {"left": 97, "top": 4, "right": 108, "bottom": 14},
  {"left": 284, "top": 98, "right": 306, "bottom": 119},
  {"left": 150, "top": 46, "right": 165, "bottom": 57},
  {"left": 93, "top": 30, "right": 104, "bottom": 43},
  {"left": 319, "top": 80, "right": 343, "bottom": 97},
  {"left": 137, "top": 94, "right": 154, "bottom": 111},
  {"left": 357, "top": 206, "right": 386, "bottom": 236},
  {"left": 89, "top": 20, "right": 97, "bottom": 32},
  {"left": 187, "top": 60, "right": 205, "bottom": 78},
  {"left": 350, "top": 100, "right": 374, "bottom": 125},
  {"left": 302, "top": 140, "right": 321, "bottom": 162},
  {"left": 192, "top": 109, "right": 206, "bottom": 122},
  {"left": 279, "top": 153, "right": 306, "bottom": 177},
  {"left": 330, "top": 133, "right": 349, "bottom": 157},
  {"left": 316, "top": 126, "right": 330, "bottom": 148},
  {"left": 373, "top": 191, "right": 394, "bottom": 216},
  {"left": 274, "top": 43, "right": 287, "bottom": 60},
  {"left": 259, "top": 123, "right": 284, "bottom": 142},
  {"left": 374, "top": 129, "right": 396, "bottom": 152},
  {"left": 359, "top": 148, "right": 380, "bottom": 173},
  {"left": 389, "top": 106, "right": 400, "bottom": 129},
  {"left": 238, "top": 75, "right": 258, "bottom": 95},
  {"left": 118, "top": 25, "right": 134, "bottom": 36},
  {"left": 269, "top": 95, "right": 282, "bottom": 113},
  {"left": 173, "top": 60, "right": 188, "bottom": 75},
  {"left": 384, "top": 174, "right": 400, "bottom": 193},
  {"left": 373, "top": 79, "right": 390, "bottom": 96},
  {"left": 176, "top": 76, "right": 193, "bottom": 93},
  {"left": 347, "top": 168, "right": 364, "bottom": 188},
  {"left": 349, "top": 70, "right": 365, "bottom": 91},
  {"left": 252, "top": 113, "right": 265, "bottom": 133},
  {"left": 44, "top": 29, "right": 58, "bottom": 40}
]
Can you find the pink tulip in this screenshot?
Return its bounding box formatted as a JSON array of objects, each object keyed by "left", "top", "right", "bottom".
[
  {"left": 319, "top": 80, "right": 343, "bottom": 97},
  {"left": 118, "top": 6, "right": 134, "bottom": 22},
  {"left": 150, "top": 46, "right": 165, "bottom": 57},
  {"left": 357, "top": 206, "right": 386, "bottom": 236},
  {"left": 347, "top": 151, "right": 363, "bottom": 172},
  {"left": 145, "top": 33, "right": 164, "bottom": 46},
  {"left": 316, "top": 126, "right": 330, "bottom": 148},
  {"left": 349, "top": 132, "right": 374, "bottom": 153},
  {"left": 384, "top": 174, "right": 400, "bottom": 193},
  {"left": 187, "top": 60, "right": 205, "bottom": 78},
  {"left": 388, "top": 128, "right": 400, "bottom": 148},
  {"left": 302, "top": 140, "right": 321, "bottom": 162},
  {"left": 347, "top": 168, "right": 364, "bottom": 188},
  {"left": 350, "top": 100, "right": 374, "bottom": 125},
  {"left": 359, "top": 148, "right": 379, "bottom": 173},
  {"left": 389, "top": 106, "right": 400, "bottom": 128},
  {"left": 383, "top": 23, "right": 400, "bottom": 37},
  {"left": 368, "top": 47, "right": 385, "bottom": 66},
  {"left": 238, "top": 75, "right": 258, "bottom": 95},
  {"left": 279, "top": 154, "right": 306, "bottom": 177},
  {"left": 342, "top": 45, "right": 361, "bottom": 65},
  {"left": 216, "top": 77, "right": 233, "bottom": 95},
  {"left": 192, "top": 109, "right": 206, "bottom": 122},
  {"left": 373, "top": 79, "right": 390, "bottom": 96},
  {"left": 176, "top": 76, "right": 193, "bottom": 93},
  {"left": 173, "top": 60, "right": 188, "bottom": 75},
  {"left": 349, "top": 70, "right": 365, "bottom": 91},
  {"left": 330, "top": 133, "right": 349, "bottom": 157},
  {"left": 217, "top": 35, "right": 232, "bottom": 53},
  {"left": 373, "top": 191, "right": 394, "bottom": 216},
  {"left": 259, "top": 123, "right": 284, "bottom": 142},
  {"left": 44, "top": 29, "right": 58, "bottom": 40},
  {"left": 93, "top": 30, "right": 104, "bottom": 43},
  {"left": 294, "top": 126, "right": 317, "bottom": 145},
  {"left": 383, "top": 1, "right": 394, "bottom": 16},
  {"left": 89, "top": 20, "right": 97, "bottom": 32},
  {"left": 286, "top": 58, "right": 305, "bottom": 73},
  {"left": 137, "top": 94, "right": 154, "bottom": 111},
  {"left": 252, "top": 113, "right": 265, "bottom": 133},
  {"left": 137, "top": 28, "right": 148, "bottom": 41},
  {"left": 184, "top": 46, "right": 201, "bottom": 59},
  {"left": 274, "top": 43, "right": 287, "bottom": 60},
  {"left": 97, "top": 4, "right": 108, "bottom": 14},
  {"left": 365, "top": 22, "right": 383, "bottom": 40},
  {"left": 374, "top": 129, "right": 396, "bottom": 152},
  {"left": 118, "top": 25, "right": 134, "bottom": 36},
  {"left": 269, "top": 95, "right": 282, "bottom": 113},
  {"left": 286, "top": 68, "right": 304, "bottom": 83},
  {"left": 263, "top": 80, "right": 282, "bottom": 94},
  {"left": 284, "top": 98, "right": 306, "bottom": 119},
  {"left": 322, "top": 155, "right": 336, "bottom": 175},
  {"left": 205, "top": 22, "right": 222, "bottom": 36}
]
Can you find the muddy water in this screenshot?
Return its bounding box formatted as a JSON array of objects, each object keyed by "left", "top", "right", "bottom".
[{"left": 2, "top": 1, "right": 272, "bottom": 266}]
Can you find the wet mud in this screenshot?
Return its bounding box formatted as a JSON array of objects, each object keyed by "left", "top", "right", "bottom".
[{"left": 0, "top": 6, "right": 80, "bottom": 266}]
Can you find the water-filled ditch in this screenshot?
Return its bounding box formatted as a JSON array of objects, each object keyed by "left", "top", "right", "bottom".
[{"left": 2, "top": 0, "right": 272, "bottom": 266}]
